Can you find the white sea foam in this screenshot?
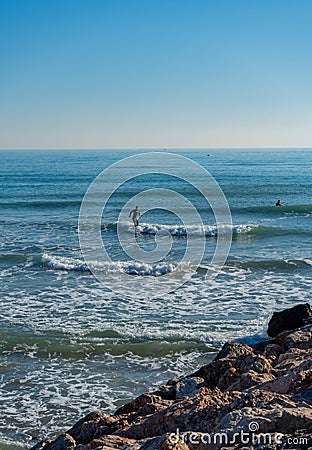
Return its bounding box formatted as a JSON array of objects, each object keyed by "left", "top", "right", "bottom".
[
  {"left": 120, "top": 221, "right": 257, "bottom": 236},
  {"left": 41, "top": 253, "right": 179, "bottom": 276},
  {"left": 41, "top": 253, "right": 89, "bottom": 271}
]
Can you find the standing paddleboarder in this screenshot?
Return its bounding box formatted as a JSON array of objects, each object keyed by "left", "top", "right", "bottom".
[{"left": 129, "top": 206, "right": 141, "bottom": 227}]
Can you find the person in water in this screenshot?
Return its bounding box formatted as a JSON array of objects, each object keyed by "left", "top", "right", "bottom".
[
  {"left": 129, "top": 206, "right": 140, "bottom": 227},
  {"left": 275, "top": 199, "right": 281, "bottom": 206}
]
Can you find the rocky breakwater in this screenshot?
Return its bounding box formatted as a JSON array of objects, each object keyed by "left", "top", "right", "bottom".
[{"left": 31, "top": 303, "right": 312, "bottom": 450}]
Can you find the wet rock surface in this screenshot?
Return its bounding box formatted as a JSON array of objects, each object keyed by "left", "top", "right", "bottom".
[{"left": 31, "top": 304, "right": 312, "bottom": 449}]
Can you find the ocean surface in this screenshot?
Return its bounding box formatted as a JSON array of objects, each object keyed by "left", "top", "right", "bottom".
[{"left": 0, "top": 149, "right": 311, "bottom": 449}]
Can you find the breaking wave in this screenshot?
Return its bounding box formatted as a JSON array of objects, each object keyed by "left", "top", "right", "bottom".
[
  {"left": 104, "top": 221, "right": 311, "bottom": 237},
  {"left": 41, "top": 253, "right": 181, "bottom": 276},
  {"left": 105, "top": 221, "right": 257, "bottom": 236},
  {"left": 40, "top": 254, "right": 312, "bottom": 275}
]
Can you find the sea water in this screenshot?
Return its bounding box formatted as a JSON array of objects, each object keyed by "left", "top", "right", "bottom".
[{"left": 0, "top": 149, "right": 311, "bottom": 448}]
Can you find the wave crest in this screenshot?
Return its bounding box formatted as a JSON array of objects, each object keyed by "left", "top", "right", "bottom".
[
  {"left": 41, "top": 253, "right": 180, "bottom": 276},
  {"left": 112, "top": 221, "right": 256, "bottom": 236}
]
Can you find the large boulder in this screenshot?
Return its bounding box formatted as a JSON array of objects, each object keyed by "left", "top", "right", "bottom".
[{"left": 267, "top": 303, "right": 312, "bottom": 337}]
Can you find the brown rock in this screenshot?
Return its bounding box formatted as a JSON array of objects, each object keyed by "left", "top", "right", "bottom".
[
  {"left": 67, "top": 411, "right": 112, "bottom": 445},
  {"left": 82, "top": 435, "right": 137, "bottom": 449},
  {"left": 115, "top": 388, "right": 239, "bottom": 441},
  {"left": 214, "top": 389, "right": 312, "bottom": 435},
  {"left": 42, "top": 433, "right": 75, "bottom": 449},
  {"left": 191, "top": 353, "right": 273, "bottom": 392},
  {"left": 282, "top": 324, "right": 312, "bottom": 350},
  {"left": 262, "top": 343, "right": 283, "bottom": 362},
  {"left": 215, "top": 341, "right": 254, "bottom": 360},
  {"left": 227, "top": 371, "right": 275, "bottom": 391},
  {"left": 175, "top": 378, "right": 205, "bottom": 399},
  {"left": 258, "top": 348, "right": 312, "bottom": 395},
  {"left": 277, "top": 347, "right": 307, "bottom": 366},
  {"left": 115, "top": 393, "right": 172, "bottom": 417},
  {"left": 140, "top": 433, "right": 190, "bottom": 450}
]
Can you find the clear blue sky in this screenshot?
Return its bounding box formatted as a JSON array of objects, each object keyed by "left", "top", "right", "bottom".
[{"left": 0, "top": 0, "right": 311, "bottom": 149}]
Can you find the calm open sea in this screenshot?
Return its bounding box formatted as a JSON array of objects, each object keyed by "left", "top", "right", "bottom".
[{"left": 0, "top": 149, "right": 311, "bottom": 448}]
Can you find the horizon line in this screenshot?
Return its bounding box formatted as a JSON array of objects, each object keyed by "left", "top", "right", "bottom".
[{"left": 0, "top": 146, "right": 311, "bottom": 151}]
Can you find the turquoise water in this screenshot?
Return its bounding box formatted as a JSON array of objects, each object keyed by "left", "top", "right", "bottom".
[{"left": 0, "top": 149, "right": 311, "bottom": 448}]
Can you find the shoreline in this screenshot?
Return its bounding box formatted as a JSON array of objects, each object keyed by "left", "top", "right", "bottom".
[{"left": 31, "top": 303, "right": 312, "bottom": 450}]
